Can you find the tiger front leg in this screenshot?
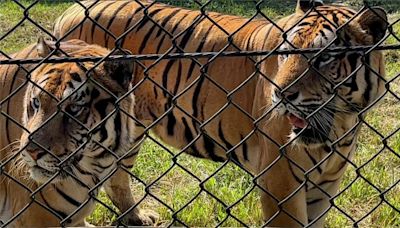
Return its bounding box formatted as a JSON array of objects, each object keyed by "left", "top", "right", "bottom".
[
  {"left": 103, "top": 168, "right": 159, "bottom": 225},
  {"left": 306, "top": 195, "right": 330, "bottom": 228},
  {"left": 257, "top": 154, "right": 308, "bottom": 226},
  {"left": 306, "top": 178, "right": 343, "bottom": 227}
]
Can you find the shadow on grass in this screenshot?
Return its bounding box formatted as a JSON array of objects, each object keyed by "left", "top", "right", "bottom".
[
  {"left": 21, "top": 0, "right": 400, "bottom": 13},
  {"left": 340, "top": 0, "right": 400, "bottom": 13},
  {"left": 158, "top": 0, "right": 296, "bottom": 17}
]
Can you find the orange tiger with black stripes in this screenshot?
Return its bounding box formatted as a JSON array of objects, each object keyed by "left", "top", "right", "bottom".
[
  {"left": 0, "top": 39, "right": 159, "bottom": 226},
  {"left": 7, "top": 0, "right": 388, "bottom": 226}
]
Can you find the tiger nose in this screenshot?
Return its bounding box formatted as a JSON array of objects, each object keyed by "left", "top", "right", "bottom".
[{"left": 26, "top": 149, "right": 46, "bottom": 161}]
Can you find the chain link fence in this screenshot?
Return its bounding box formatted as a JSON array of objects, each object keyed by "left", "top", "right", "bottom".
[{"left": 0, "top": 0, "right": 399, "bottom": 227}]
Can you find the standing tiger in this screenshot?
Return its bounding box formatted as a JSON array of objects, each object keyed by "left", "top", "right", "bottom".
[
  {"left": 0, "top": 38, "right": 157, "bottom": 226},
  {"left": 52, "top": 0, "right": 388, "bottom": 226}
]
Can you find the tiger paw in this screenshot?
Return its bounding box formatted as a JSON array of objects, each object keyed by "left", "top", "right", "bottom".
[
  {"left": 84, "top": 220, "right": 95, "bottom": 227},
  {"left": 135, "top": 209, "right": 159, "bottom": 225},
  {"left": 117, "top": 209, "right": 159, "bottom": 226}
]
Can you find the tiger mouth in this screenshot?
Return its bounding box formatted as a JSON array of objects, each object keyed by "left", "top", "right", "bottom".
[
  {"left": 287, "top": 113, "right": 329, "bottom": 145},
  {"left": 287, "top": 113, "right": 309, "bottom": 130},
  {"left": 32, "top": 165, "right": 58, "bottom": 173},
  {"left": 30, "top": 165, "right": 67, "bottom": 183},
  {"left": 31, "top": 165, "right": 58, "bottom": 176}
]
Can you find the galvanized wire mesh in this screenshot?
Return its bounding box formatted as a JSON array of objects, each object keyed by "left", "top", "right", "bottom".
[{"left": 0, "top": 0, "right": 399, "bottom": 227}]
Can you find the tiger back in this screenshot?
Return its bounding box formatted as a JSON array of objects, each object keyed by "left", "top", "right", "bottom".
[{"left": 54, "top": 0, "right": 268, "bottom": 169}]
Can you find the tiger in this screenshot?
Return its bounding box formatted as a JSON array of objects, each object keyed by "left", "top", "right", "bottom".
[
  {"left": 52, "top": 0, "right": 388, "bottom": 226},
  {"left": 0, "top": 38, "right": 157, "bottom": 226}
]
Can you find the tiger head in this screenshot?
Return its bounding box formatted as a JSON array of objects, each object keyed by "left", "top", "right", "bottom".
[
  {"left": 20, "top": 38, "right": 136, "bottom": 184},
  {"left": 272, "top": 4, "right": 388, "bottom": 147}
]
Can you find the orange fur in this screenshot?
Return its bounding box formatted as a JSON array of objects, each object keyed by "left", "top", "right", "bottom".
[
  {"left": 0, "top": 39, "right": 152, "bottom": 226},
  {"left": 52, "top": 1, "right": 388, "bottom": 226}
]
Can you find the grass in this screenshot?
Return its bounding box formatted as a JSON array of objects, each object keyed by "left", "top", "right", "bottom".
[
  {"left": 1, "top": 0, "right": 400, "bottom": 227},
  {"left": 0, "top": 1, "right": 71, "bottom": 53}
]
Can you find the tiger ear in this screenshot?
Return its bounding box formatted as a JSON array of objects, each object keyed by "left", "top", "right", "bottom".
[
  {"left": 36, "top": 37, "right": 63, "bottom": 57},
  {"left": 102, "top": 49, "right": 134, "bottom": 92},
  {"left": 296, "top": 0, "right": 323, "bottom": 14},
  {"left": 356, "top": 7, "right": 388, "bottom": 43},
  {"left": 36, "top": 37, "right": 53, "bottom": 57}
]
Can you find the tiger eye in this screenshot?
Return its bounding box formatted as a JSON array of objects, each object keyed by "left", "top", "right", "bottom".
[
  {"left": 66, "top": 104, "right": 83, "bottom": 116},
  {"left": 32, "top": 97, "right": 40, "bottom": 109}
]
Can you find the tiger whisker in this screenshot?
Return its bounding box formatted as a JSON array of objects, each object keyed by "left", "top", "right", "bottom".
[
  {"left": 309, "top": 111, "right": 333, "bottom": 138},
  {"left": 310, "top": 115, "right": 329, "bottom": 137},
  {"left": 324, "top": 103, "right": 354, "bottom": 114}
]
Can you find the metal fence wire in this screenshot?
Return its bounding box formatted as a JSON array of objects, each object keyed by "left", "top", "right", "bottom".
[{"left": 0, "top": 0, "right": 399, "bottom": 227}]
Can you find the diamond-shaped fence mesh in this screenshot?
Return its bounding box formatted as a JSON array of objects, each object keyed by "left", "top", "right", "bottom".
[{"left": 0, "top": 0, "right": 399, "bottom": 227}]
